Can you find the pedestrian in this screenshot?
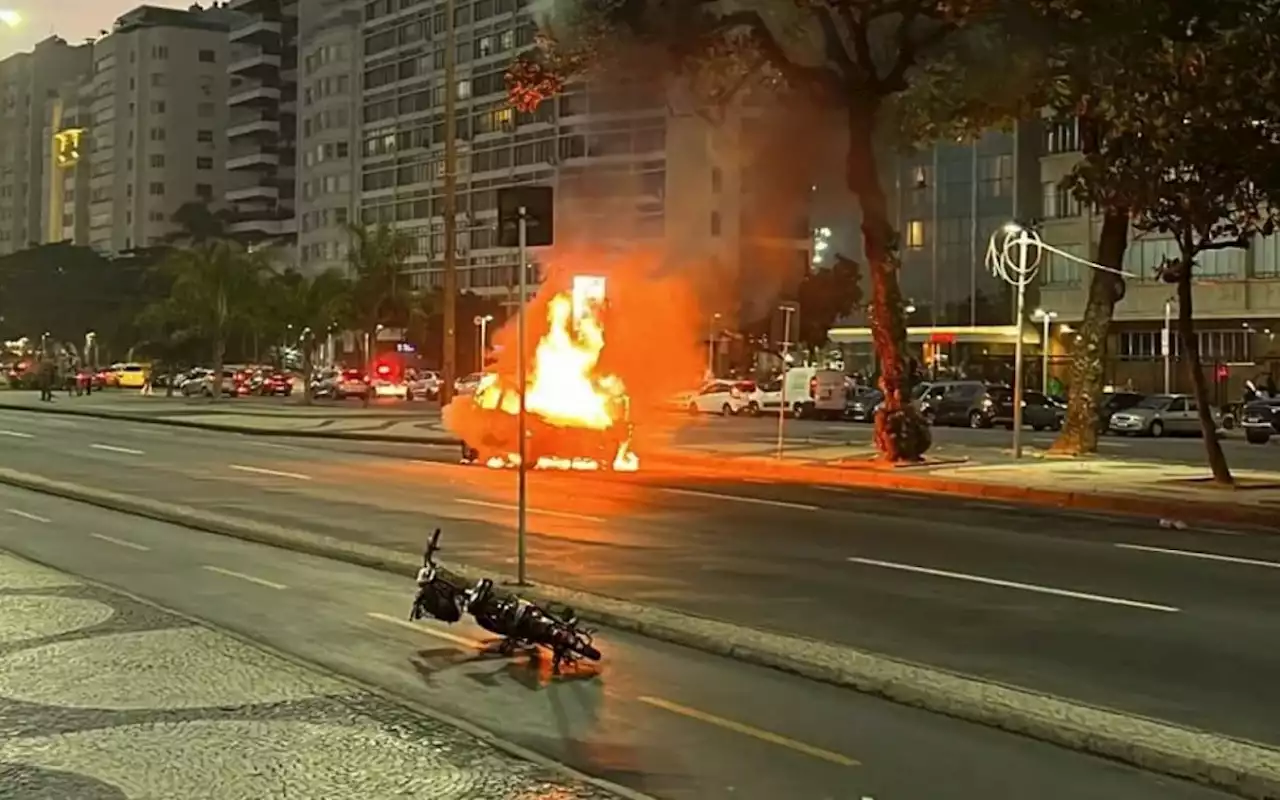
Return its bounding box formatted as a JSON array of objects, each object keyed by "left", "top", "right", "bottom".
[
  {"left": 141, "top": 367, "right": 154, "bottom": 396},
  {"left": 37, "top": 357, "right": 55, "bottom": 402}
]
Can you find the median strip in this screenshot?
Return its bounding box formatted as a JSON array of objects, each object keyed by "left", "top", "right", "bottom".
[{"left": 0, "top": 465, "right": 1275, "bottom": 797}]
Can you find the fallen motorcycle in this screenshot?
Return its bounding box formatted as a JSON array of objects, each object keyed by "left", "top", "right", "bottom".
[
  {"left": 405, "top": 529, "right": 602, "bottom": 672},
  {"left": 408, "top": 528, "right": 468, "bottom": 624},
  {"left": 465, "top": 577, "right": 602, "bottom": 673}
]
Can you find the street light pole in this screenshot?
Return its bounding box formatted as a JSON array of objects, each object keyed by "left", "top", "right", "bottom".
[
  {"left": 1163, "top": 298, "right": 1174, "bottom": 393},
  {"left": 1033, "top": 308, "right": 1057, "bottom": 392},
  {"left": 706, "top": 312, "right": 721, "bottom": 377},
  {"left": 776, "top": 305, "right": 795, "bottom": 459},
  {"left": 474, "top": 314, "right": 492, "bottom": 372},
  {"left": 440, "top": 0, "right": 459, "bottom": 407},
  {"left": 515, "top": 205, "right": 528, "bottom": 586}
]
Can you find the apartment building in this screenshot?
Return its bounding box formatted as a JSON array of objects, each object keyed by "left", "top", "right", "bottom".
[
  {"left": 40, "top": 80, "right": 94, "bottom": 245},
  {"left": 296, "top": 0, "right": 360, "bottom": 272},
  {"left": 0, "top": 37, "right": 93, "bottom": 254},
  {"left": 1038, "top": 117, "right": 1280, "bottom": 393},
  {"left": 82, "top": 4, "right": 240, "bottom": 253},
  {"left": 226, "top": 0, "right": 300, "bottom": 241},
  {"left": 354, "top": 0, "right": 791, "bottom": 315}
]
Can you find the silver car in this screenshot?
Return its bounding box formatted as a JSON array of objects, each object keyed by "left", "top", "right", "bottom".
[{"left": 1109, "top": 393, "right": 1220, "bottom": 437}]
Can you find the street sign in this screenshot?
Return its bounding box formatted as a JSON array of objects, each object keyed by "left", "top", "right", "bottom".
[
  {"left": 772, "top": 302, "right": 800, "bottom": 346},
  {"left": 497, "top": 186, "right": 554, "bottom": 247}
]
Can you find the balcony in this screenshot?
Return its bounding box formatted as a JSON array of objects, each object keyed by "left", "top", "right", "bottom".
[
  {"left": 229, "top": 216, "right": 297, "bottom": 238},
  {"left": 227, "top": 116, "right": 280, "bottom": 140},
  {"left": 227, "top": 51, "right": 281, "bottom": 77},
  {"left": 227, "top": 151, "right": 280, "bottom": 171},
  {"left": 228, "top": 84, "right": 282, "bottom": 108},
  {"left": 229, "top": 18, "right": 282, "bottom": 45},
  {"left": 226, "top": 184, "right": 280, "bottom": 203}
]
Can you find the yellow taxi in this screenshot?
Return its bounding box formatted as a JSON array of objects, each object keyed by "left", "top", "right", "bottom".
[{"left": 115, "top": 363, "right": 148, "bottom": 389}]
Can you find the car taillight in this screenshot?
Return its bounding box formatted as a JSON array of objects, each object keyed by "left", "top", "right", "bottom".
[{"left": 809, "top": 378, "right": 817, "bottom": 399}]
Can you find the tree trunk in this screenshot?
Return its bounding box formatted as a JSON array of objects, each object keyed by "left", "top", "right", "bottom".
[
  {"left": 165, "top": 363, "right": 176, "bottom": 398},
  {"left": 301, "top": 336, "right": 314, "bottom": 406},
  {"left": 1049, "top": 210, "right": 1129, "bottom": 455},
  {"left": 846, "top": 104, "right": 930, "bottom": 461},
  {"left": 1176, "top": 258, "right": 1232, "bottom": 484},
  {"left": 211, "top": 336, "right": 224, "bottom": 404},
  {"left": 362, "top": 325, "right": 375, "bottom": 408}
]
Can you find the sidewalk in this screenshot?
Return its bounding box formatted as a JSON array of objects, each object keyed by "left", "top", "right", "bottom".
[{"left": 3, "top": 392, "right": 1277, "bottom": 529}]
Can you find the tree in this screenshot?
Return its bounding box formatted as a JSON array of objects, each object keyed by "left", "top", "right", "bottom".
[
  {"left": 164, "top": 201, "right": 236, "bottom": 246},
  {"left": 271, "top": 268, "right": 352, "bottom": 403},
  {"left": 796, "top": 255, "right": 863, "bottom": 352},
  {"left": 1061, "top": 7, "right": 1280, "bottom": 484},
  {"left": 148, "top": 240, "right": 272, "bottom": 401},
  {"left": 345, "top": 223, "right": 413, "bottom": 403},
  {"left": 506, "top": 1, "right": 1014, "bottom": 461}
]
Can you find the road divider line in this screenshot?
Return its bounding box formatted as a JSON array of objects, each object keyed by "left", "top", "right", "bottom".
[
  {"left": 0, "top": 429, "right": 32, "bottom": 438},
  {"left": 89, "top": 533, "right": 151, "bottom": 551},
  {"left": 202, "top": 565, "right": 287, "bottom": 589},
  {"left": 658, "top": 487, "right": 819, "bottom": 511},
  {"left": 5, "top": 508, "right": 50, "bottom": 523},
  {"left": 228, "top": 464, "right": 312, "bottom": 481},
  {"left": 846, "top": 557, "right": 1180, "bottom": 613},
  {"left": 455, "top": 498, "right": 604, "bottom": 523},
  {"left": 90, "top": 443, "right": 144, "bottom": 455},
  {"left": 1116, "top": 543, "right": 1280, "bottom": 570},
  {"left": 636, "top": 696, "right": 859, "bottom": 767},
  {"left": 367, "top": 612, "right": 486, "bottom": 649}
]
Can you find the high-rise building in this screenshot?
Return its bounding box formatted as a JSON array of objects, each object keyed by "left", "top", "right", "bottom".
[
  {"left": 295, "top": 0, "right": 360, "bottom": 273},
  {"left": 81, "top": 4, "right": 242, "bottom": 253},
  {"left": 40, "top": 79, "right": 93, "bottom": 246},
  {"left": 226, "top": 0, "right": 300, "bottom": 242},
  {"left": 0, "top": 37, "right": 93, "bottom": 254},
  {"left": 1037, "top": 118, "right": 1280, "bottom": 395}
]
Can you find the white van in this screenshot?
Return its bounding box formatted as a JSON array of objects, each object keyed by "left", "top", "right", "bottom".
[{"left": 782, "top": 367, "right": 848, "bottom": 419}]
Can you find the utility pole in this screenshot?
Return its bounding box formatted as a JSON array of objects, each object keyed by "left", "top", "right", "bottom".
[{"left": 440, "top": 0, "right": 459, "bottom": 405}]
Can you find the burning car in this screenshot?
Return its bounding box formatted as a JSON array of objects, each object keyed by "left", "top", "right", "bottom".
[{"left": 447, "top": 276, "right": 639, "bottom": 472}]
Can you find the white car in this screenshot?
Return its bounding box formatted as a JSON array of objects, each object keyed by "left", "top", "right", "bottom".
[
  {"left": 407, "top": 370, "right": 440, "bottom": 400},
  {"left": 372, "top": 380, "right": 408, "bottom": 399},
  {"left": 454, "top": 372, "right": 484, "bottom": 396},
  {"left": 675, "top": 380, "right": 751, "bottom": 416},
  {"left": 745, "top": 379, "right": 784, "bottom": 416}
]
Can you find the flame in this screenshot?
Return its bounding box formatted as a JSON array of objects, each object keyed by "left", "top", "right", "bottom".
[{"left": 466, "top": 275, "right": 638, "bottom": 471}]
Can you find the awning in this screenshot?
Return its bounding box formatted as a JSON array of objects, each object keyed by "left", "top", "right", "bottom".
[{"left": 828, "top": 324, "right": 1041, "bottom": 346}]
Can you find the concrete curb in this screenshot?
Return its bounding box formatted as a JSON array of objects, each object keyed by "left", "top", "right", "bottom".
[
  {"left": 0, "top": 466, "right": 1277, "bottom": 797},
  {"left": 0, "top": 402, "right": 459, "bottom": 446}
]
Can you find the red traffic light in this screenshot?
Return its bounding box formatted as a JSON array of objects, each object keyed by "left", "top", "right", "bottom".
[
  {"left": 1215, "top": 365, "right": 1229, "bottom": 381},
  {"left": 375, "top": 363, "right": 392, "bottom": 377}
]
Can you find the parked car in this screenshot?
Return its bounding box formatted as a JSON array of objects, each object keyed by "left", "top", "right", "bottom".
[
  {"left": 454, "top": 372, "right": 484, "bottom": 396},
  {"left": 931, "top": 382, "right": 1008, "bottom": 428},
  {"left": 406, "top": 370, "right": 441, "bottom": 400},
  {"left": 115, "top": 363, "right": 148, "bottom": 389},
  {"left": 986, "top": 388, "right": 1065, "bottom": 431},
  {"left": 1241, "top": 397, "right": 1280, "bottom": 444},
  {"left": 673, "top": 380, "right": 750, "bottom": 416},
  {"left": 1098, "top": 391, "right": 1145, "bottom": 433},
  {"left": 181, "top": 370, "right": 240, "bottom": 397},
  {"left": 846, "top": 389, "right": 883, "bottom": 422},
  {"left": 1108, "top": 393, "right": 1221, "bottom": 437}
]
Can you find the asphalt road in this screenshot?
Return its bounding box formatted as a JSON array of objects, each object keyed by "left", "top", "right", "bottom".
[
  {"left": 0, "top": 487, "right": 1236, "bottom": 800},
  {"left": 0, "top": 407, "right": 1278, "bottom": 751}
]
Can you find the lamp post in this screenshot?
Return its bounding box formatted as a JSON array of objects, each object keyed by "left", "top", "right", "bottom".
[
  {"left": 776, "top": 303, "right": 796, "bottom": 459},
  {"left": 473, "top": 314, "right": 493, "bottom": 372},
  {"left": 707, "top": 312, "right": 721, "bottom": 378},
  {"left": 1163, "top": 298, "right": 1175, "bottom": 393},
  {"left": 1032, "top": 308, "right": 1057, "bottom": 392},
  {"left": 987, "top": 224, "right": 1135, "bottom": 458}
]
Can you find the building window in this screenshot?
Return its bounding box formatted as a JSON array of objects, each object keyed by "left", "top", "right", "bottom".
[
  {"left": 195, "top": 183, "right": 213, "bottom": 200},
  {"left": 711, "top": 167, "right": 722, "bottom": 193},
  {"left": 149, "top": 128, "right": 166, "bottom": 141},
  {"left": 197, "top": 130, "right": 213, "bottom": 143},
  {"left": 912, "top": 164, "right": 929, "bottom": 188},
  {"left": 336, "top": 141, "right": 349, "bottom": 157},
  {"left": 149, "top": 154, "right": 164, "bottom": 168},
  {"left": 457, "top": 79, "right": 472, "bottom": 100},
  {"left": 710, "top": 211, "right": 721, "bottom": 237},
  {"left": 196, "top": 156, "right": 213, "bottom": 169},
  {"left": 1044, "top": 118, "right": 1080, "bottom": 154},
  {"left": 151, "top": 73, "right": 165, "bottom": 86},
  {"left": 198, "top": 49, "right": 216, "bottom": 63},
  {"left": 152, "top": 46, "right": 169, "bottom": 59},
  {"left": 906, "top": 219, "right": 925, "bottom": 249},
  {"left": 148, "top": 182, "right": 165, "bottom": 196},
  {"left": 1043, "top": 181, "right": 1082, "bottom": 218},
  {"left": 150, "top": 100, "right": 166, "bottom": 113}
]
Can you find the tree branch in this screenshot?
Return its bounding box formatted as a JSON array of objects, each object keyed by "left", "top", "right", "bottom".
[
  {"left": 881, "top": 13, "right": 955, "bottom": 93},
  {"left": 812, "top": 5, "right": 857, "bottom": 81},
  {"left": 710, "top": 11, "right": 843, "bottom": 99},
  {"left": 1196, "top": 234, "right": 1252, "bottom": 252}
]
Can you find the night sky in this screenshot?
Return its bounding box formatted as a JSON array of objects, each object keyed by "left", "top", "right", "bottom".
[{"left": 2, "top": 1, "right": 190, "bottom": 58}]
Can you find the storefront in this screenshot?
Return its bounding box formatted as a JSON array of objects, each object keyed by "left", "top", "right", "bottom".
[{"left": 827, "top": 324, "right": 1043, "bottom": 383}]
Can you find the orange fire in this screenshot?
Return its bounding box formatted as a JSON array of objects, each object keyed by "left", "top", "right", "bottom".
[{"left": 467, "top": 275, "right": 638, "bottom": 471}]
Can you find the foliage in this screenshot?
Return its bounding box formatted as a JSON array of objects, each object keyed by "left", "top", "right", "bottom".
[
  {"left": 0, "top": 244, "right": 165, "bottom": 359},
  {"left": 164, "top": 201, "right": 236, "bottom": 246},
  {"left": 795, "top": 255, "right": 863, "bottom": 350},
  {"left": 345, "top": 223, "right": 414, "bottom": 358}
]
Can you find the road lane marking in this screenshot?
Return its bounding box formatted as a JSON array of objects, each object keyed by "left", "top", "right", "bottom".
[
  {"left": 658, "top": 487, "right": 819, "bottom": 511},
  {"left": 247, "top": 440, "right": 300, "bottom": 450},
  {"left": 202, "top": 565, "right": 287, "bottom": 589},
  {"left": 90, "top": 443, "right": 144, "bottom": 455},
  {"left": 0, "top": 429, "right": 32, "bottom": 438},
  {"left": 846, "top": 557, "right": 1179, "bottom": 613},
  {"left": 228, "top": 464, "right": 312, "bottom": 481},
  {"left": 367, "top": 612, "right": 485, "bottom": 649},
  {"left": 1116, "top": 543, "right": 1280, "bottom": 570},
  {"left": 636, "top": 696, "right": 859, "bottom": 766},
  {"left": 455, "top": 498, "right": 604, "bottom": 523},
  {"left": 5, "top": 509, "right": 50, "bottom": 523},
  {"left": 89, "top": 533, "right": 150, "bottom": 551}
]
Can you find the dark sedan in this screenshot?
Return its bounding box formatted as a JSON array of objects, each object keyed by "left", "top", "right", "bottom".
[
  {"left": 846, "top": 389, "right": 882, "bottom": 422},
  {"left": 1241, "top": 397, "right": 1280, "bottom": 444},
  {"left": 988, "top": 388, "right": 1064, "bottom": 431}
]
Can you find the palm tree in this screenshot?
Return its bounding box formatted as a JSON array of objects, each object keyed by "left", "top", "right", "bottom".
[
  {"left": 272, "top": 267, "right": 351, "bottom": 403},
  {"left": 345, "top": 222, "right": 413, "bottom": 381},
  {"left": 155, "top": 240, "right": 272, "bottom": 400},
  {"left": 165, "top": 201, "right": 235, "bottom": 246}
]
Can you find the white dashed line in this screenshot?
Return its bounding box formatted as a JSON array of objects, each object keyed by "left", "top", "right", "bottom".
[
  {"left": 90, "top": 533, "right": 151, "bottom": 551},
  {"left": 90, "top": 443, "right": 144, "bottom": 455},
  {"left": 0, "top": 429, "right": 32, "bottom": 438},
  {"left": 455, "top": 498, "right": 603, "bottom": 522},
  {"left": 5, "top": 509, "right": 50, "bottom": 523},
  {"left": 659, "top": 487, "right": 819, "bottom": 511},
  {"left": 847, "top": 556, "right": 1180, "bottom": 613},
  {"left": 202, "top": 565, "right": 287, "bottom": 589},
  {"left": 366, "top": 612, "right": 485, "bottom": 648},
  {"left": 1116, "top": 543, "right": 1280, "bottom": 570},
  {"left": 248, "top": 440, "right": 299, "bottom": 451},
  {"left": 228, "top": 464, "right": 312, "bottom": 481}
]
